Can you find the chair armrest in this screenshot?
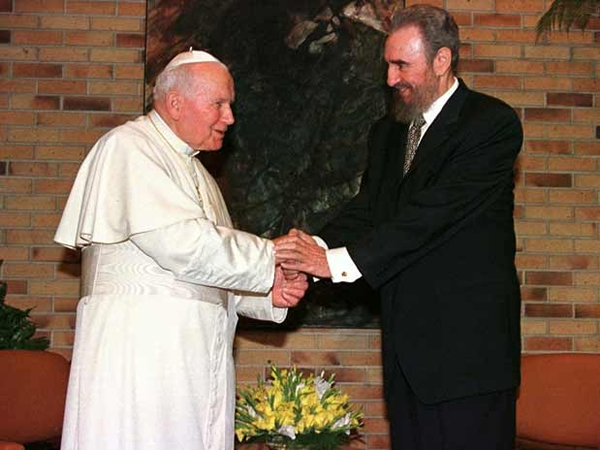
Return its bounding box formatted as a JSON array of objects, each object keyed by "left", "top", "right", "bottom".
[{"left": 0, "top": 442, "right": 25, "bottom": 450}]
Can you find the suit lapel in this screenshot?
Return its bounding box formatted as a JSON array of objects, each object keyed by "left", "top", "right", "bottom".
[{"left": 403, "top": 80, "right": 470, "bottom": 177}]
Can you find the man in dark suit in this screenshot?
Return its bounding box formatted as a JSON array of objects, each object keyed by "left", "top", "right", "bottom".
[{"left": 275, "top": 4, "right": 523, "bottom": 449}]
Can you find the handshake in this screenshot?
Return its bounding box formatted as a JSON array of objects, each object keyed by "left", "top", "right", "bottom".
[{"left": 270, "top": 229, "right": 332, "bottom": 308}]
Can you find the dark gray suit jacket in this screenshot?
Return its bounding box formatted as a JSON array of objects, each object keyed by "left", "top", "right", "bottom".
[{"left": 320, "top": 79, "right": 523, "bottom": 404}]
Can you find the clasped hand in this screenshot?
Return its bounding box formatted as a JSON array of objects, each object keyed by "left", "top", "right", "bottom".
[{"left": 271, "top": 228, "right": 333, "bottom": 308}]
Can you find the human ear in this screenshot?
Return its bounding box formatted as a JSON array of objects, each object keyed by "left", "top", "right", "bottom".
[
  {"left": 433, "top": 47, "right": 452, "bottom": 76},
  {"left": 165, "top": 91, "right": 182, "bottom": 120}
]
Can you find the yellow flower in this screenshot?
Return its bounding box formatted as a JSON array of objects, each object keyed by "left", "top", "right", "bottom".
[{"left": 235, "top": 365, "right": 363, "bottom": 446}]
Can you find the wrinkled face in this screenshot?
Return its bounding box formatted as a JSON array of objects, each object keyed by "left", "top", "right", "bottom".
[
  {"left": 175, "top": 63, "right": 235, "bottom": 151},
  {"left": 384, "top": 26, "right": 439, "bottom": 124}
]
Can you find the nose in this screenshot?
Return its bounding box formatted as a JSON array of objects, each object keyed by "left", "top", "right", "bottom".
[
  {"left": 221, "top": 103, "right": 235, "bottom": 125},
  {"left": 387, "top": 65, "right": 401, "bottom": 87}
]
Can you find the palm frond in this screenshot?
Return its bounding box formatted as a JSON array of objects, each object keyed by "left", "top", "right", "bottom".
[{"left": 536, "top": 0, "right": 600, "bottom": 41}]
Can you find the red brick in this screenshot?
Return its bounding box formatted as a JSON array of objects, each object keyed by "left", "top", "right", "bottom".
[
  {"left": 116, "top": 33, "right": 144, "bottom": 47},
  {"left": 0, "top": 178, "right": 32, "bottom": 193},
  {"left": 64, "top": 96, "right": 111, "bottom": 111},
  {"left": 91, "top": 17, "right": 143, "bottom": 32},
  {"left": 6, "top": 229, "right": 56, "bottom": 244},
  {"left": 4, "top": 279, "right": 28, "bottom": 294},
  {"left": 4, "top": 262, "right": 54, "bottom": 278},
  {"left": 37, "top": 112, "right": 87, "bottom": 127},
  {"left": 524, "top": 303, "right": 572, "bottom": 318},
  {"left": 38, "top": 80, "right": 87, "bottom": 95},
  {"left": 66, "top": 1, "right": 116, "bottom": 15},
  {"left": 31, "top": 212, "right": 63, "bottom": 227},
  {"left": 525, "top": 140, "right": 570, "bottom": 154},
  {"left": 473, "top": 13, "right": 520, "bottom": 27},
  {"left": 524, "top": 337, "right": 572, "bottom": 352},
  {"left": 520, "top": 287, "right": 547, "bottom": 301},
  {"left": 524, "top": 173, "right": 572, "bottom": 187},
  {"left": 65, "top": 31, "right": 113, "bottom": 47},
  {"left": 473, "top": 75, "right": 521, "bottom": 89},
  {"left": 118, "top": 2, "right": 146, "bottom": 16},
  {"left": 496, "top": 60, "right": 544, "bottom": 74},
  {"left": 548, "top": 255, "right": 598, "bottom": 270},
  {"left": 292, "top": 351, "right": 341, "bottom": 366},
  {"left": 457, "top": 59, "right": 494, "bottom": 73},
  {"left": 0, "top": 111, "right": 35, "bottom": 125},
  {"left": 547, "top": 93, "right": 593, "bottom": 107},
  {"left": 0, "top": 0, "right": 12, "bottom": 11},
  {"left": 524, "top": 108, "right": 570, "bottom": 122},
  {"left": 13, "top": 63, "right": 63, "bottom": 78},
  {"left": 29, "top": 280, "right": 80, "bottom": 297},
  {"left": 9, "top": 161, "right": 58, "bottom": 177},
  {"left": 64, "top": 63, "right": 113, "bottom": 79},
  {"left": 0, "top": 211, "right": 30, "bottom": 227},
  {"left": 11, "top": 94, "right": 60, "bottom": 110},
  {"left": 525, "top": 271, "right": 572, "bottom": 286},
  {"left": 0, "top": 247, "right": 29, "bottom": 261},
  {"left": 34, "top": 179, "right": 74, "bottom": 194},
  {"left": 575, "top": 207, "right": 600, "bottom": 220},
  {"left": 54, "top": 297, "right": 79, "bottom": 312},
  {"left": 115, "top": 65, "right": 144, "bottom": 79},
  {"left": 496, "top": 29, "right": 539, "bottom": 43},
  {"left": 575, "top": 305, "right": 600, "bottom": 318},
  {"left": 0, "top": 29, "right": 9, "bottom": 43},
  {"left": 32, "top": 246, "right": 80, "bottom": 262},
  {"left": 14, "top": 0, "right": 64, "bottom": 13},
  {"left": 574, "top": 141, "right": 600, "bottom": 156},
  {"left": 8, "top": 127, "right": 60, "bottom": 144},
  {"left": 5, "top": 296, "right": 52, "bottom": 312},
  {"left": 11, "top": 30, "right": 63, "bottom": 45},
  {"left": 35, "top": 145, "right": 85, "bottom": 161},
  {"left": 573, "top": 78, "right": 600, "bottom": 93},
  {"left": 57, "top": 262, "right": 81, "bottom": 279},
  {"left": 0, "top": 79, "right": 36, "bottom": 93}
]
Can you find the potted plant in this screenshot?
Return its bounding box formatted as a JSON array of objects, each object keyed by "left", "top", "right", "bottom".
[
  {"left": 235, "top": 365, "right": 363, "bottom": 450},
  {"left": 0, "top": 273, "right": 50, "bottom": 351}
]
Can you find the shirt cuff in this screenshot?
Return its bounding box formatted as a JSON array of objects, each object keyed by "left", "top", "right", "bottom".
[{"left": 326, "top": 247, "right": 362, "bottom": 283}]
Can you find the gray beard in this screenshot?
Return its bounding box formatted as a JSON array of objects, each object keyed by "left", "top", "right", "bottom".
[{"left": 390, "top": 76, "right": 439, "bottom": 124}]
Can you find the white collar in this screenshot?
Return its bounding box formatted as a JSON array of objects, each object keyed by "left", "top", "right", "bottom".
[
  {"left": 149, "top": 110, "right": 199, "bottom": 158},
  {"left": 421, "top": 77, "right": 459, "bottom": 127}
]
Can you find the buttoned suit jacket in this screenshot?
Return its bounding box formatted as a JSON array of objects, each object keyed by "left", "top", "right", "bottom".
[{"left": 320, "top": 79, "right": 523, "bottom": 404}]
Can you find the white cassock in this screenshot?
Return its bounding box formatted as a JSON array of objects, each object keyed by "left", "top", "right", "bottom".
[{"left": 55, "top": 110, "right": 286, "bottom": 450}]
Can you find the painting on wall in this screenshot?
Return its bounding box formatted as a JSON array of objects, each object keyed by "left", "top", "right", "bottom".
[{"left": 145, "top": 0, "right": 404, "bottom": 328}]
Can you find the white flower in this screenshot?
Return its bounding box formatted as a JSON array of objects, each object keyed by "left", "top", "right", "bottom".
[
  {"left": 245, "top": 405, "right": 257, "bottom": 418},
  {"left": 332, "top": 413, "right": 351, "bottom": 431},
  {"left": 277, "top": 425, "right": 297, "bottom": 439},
  {"left": 314, "top": 373, "right": 332, "bottom": 400}
]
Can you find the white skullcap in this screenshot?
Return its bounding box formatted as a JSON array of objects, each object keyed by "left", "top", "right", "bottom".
[{"left": 163, "top": 47, "right": 224, "bottom": 71}]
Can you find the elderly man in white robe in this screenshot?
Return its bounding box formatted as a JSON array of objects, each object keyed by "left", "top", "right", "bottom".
[{"left": 55, "top": 49, "right": 308, "bottom": 450}]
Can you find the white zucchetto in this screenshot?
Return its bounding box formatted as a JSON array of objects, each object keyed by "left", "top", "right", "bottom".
[{"left": 164, "top": 47, "right": 224, "bottom": 71}]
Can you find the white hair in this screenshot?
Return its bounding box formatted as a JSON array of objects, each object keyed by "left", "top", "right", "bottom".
[{"left": 152, "top": 65, "right": 197, "bottom": 103}]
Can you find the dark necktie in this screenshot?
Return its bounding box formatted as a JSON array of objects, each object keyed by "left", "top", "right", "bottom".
[{"left": 403, "top": 114, "right": 426, "bottom": 174}]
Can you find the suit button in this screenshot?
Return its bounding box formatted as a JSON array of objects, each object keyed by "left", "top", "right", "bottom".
[{"left": 341, "top": 271, "right": 347, "bottom": 277}]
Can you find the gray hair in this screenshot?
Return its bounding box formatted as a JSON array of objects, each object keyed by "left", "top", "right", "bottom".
[
  {"left": 152, "top": 65, "right": 197, "bottom": 102},
  {"left": 390, "top": 4, "right": 460, "bottom": 73}
]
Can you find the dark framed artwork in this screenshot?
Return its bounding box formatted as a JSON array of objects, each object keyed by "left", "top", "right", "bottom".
[{"left": 145, "top": 0, "right": 404, "bottom": 328}]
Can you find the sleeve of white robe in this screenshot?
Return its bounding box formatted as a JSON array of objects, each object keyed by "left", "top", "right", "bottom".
[{"left": 130, "top": 220, "right": 287, "bottom": 322}]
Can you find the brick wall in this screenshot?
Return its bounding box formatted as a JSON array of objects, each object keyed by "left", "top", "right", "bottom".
[{"left": 0, "top": 0, "right": 598, "bottom": 448}]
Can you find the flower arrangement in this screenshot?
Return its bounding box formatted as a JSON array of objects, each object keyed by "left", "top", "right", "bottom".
[{"left": 235, "top": 365, "right": 363, "bottom": 449}]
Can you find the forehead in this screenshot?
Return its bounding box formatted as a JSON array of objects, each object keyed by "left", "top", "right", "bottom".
[
  {"left": 384, "top": 26, "right": 427, "bottom": 63},
  {"left": 188, "top": 63, "right": 235, "bottom": 100}
]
